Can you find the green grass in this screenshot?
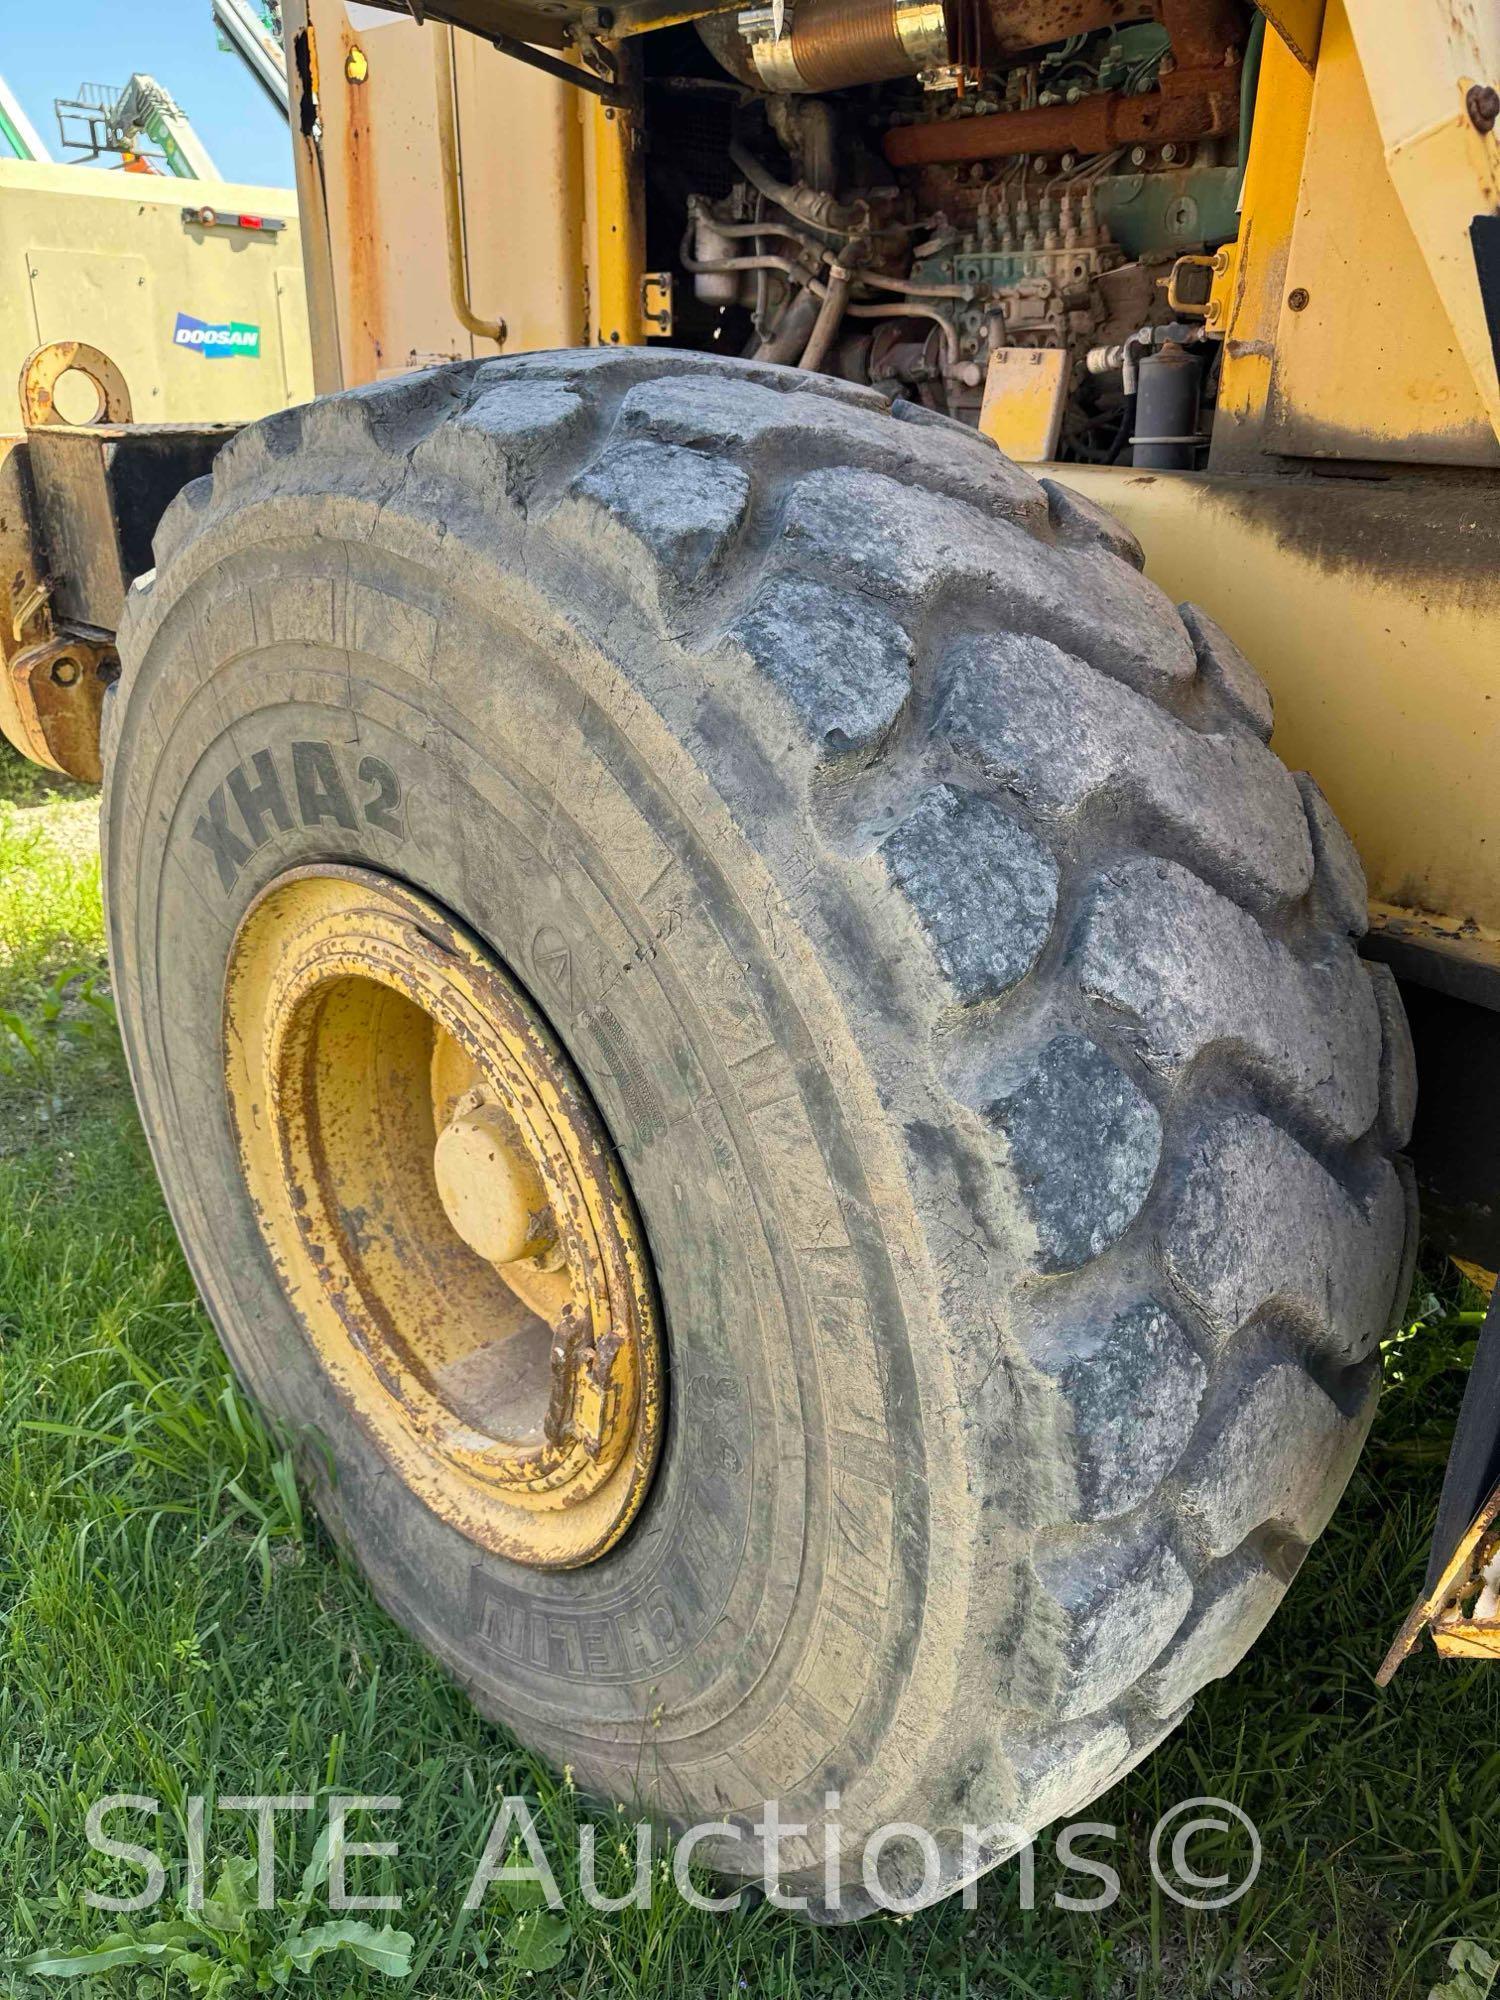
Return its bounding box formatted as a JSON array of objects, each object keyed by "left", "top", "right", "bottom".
[{"left": 0, "top": 735, "right": 1497, "bottom": 1998}]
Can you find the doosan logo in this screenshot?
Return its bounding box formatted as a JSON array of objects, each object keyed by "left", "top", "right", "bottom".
[{"left": 173, "top": 312, "right": 260, "bottom": 359}]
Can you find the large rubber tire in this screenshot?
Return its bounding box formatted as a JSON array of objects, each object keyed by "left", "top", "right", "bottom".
[{"left": 105, "top": 350, "right": 1417, "bottom": 1917}]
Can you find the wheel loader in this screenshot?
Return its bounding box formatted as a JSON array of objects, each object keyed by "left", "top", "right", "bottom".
[{"left": 0, "top": 0, "right": 1496, "bottom": 1919}]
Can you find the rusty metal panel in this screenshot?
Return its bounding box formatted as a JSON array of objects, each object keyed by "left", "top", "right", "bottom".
[
  {"left": 27, "top": 425, "right": 232, "bottom": 630},
  {"left": 285, "top": 0, "right": 586, "bottom": 390},
  {"left": 0, "top": 436, "right": 46, "bottom": 761}
]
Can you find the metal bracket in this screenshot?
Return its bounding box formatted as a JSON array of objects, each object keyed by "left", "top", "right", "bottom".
[
  {"left": 641, "top": 271, "right": 674, "bottom": 336},
  {"left": 738, "top": 0, "right": 791, "bottom": 42},
  {"left": 488, "top": 31, "right": 629, "bottom": 106},
  {"left": 7, "top": 631, "right": 117, "bottom": 785},
  {"left": 1166, "top": 253, "right": 1218, "bottom": 316},
  {"left": 20, "top": 340, "right": 133, "bottom": 428}
]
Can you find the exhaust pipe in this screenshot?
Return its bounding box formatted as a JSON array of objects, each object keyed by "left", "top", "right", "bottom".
[
  {"left": 698, "top": 0, "right": 946, "bottom": 93},
  {"left": 699, "top": 0, "right": 1161, "bottom": 95}
]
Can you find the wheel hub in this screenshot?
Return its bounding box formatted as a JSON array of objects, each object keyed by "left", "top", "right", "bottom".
[
  {"left": 433, "top": 1092, "right": 559, "bottom": 1268},
  {"left": 222, "top": 865, "right": 662, "bottom": 1568}
]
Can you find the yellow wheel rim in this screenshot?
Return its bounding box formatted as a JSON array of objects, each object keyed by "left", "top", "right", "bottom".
[{"left": 223, "top": 865, "right": 663, "bottom": 1568}]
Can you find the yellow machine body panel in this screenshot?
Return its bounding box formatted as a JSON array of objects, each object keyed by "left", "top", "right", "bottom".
[
  {"left": 1052, "top": 461, "right": 1500, "bottom": 942},
  {"left": 0, "top": 159, "right": 313, "bottom": 424},
  {"left": 1216, "top": 0, "right": 1500, "bottom": 468},
  {"left": 284, "top": 0, "right": 603, "bottom": 390},
  {"left": 1227, "top": 0, "right": 1500, "bottom": 467}
]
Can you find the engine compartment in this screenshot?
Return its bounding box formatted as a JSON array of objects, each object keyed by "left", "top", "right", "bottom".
[{"left": 641, "top": 0, "right": 1251, "bottom": 460}]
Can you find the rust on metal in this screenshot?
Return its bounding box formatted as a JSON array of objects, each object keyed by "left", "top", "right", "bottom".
[
  {"left": 6, "top": 632, "right": 116, "bottom": 784},
  {"left": 981, "top": 0, "right": 1160, "bottom": 56},
  {"left": 337, "top": 15, "right": 388, "bottom": 382},
  {"left": 885, "top": 0, "right": 1240, "bottom": 165},
  {"left": 0, "top": 415, "right": 120, "bottom": 784},
  {"left": 19, "top": 341, "right": 133, "bottom": 428},
  {"left": 884, "top": 77, "right": 1233, "bottom": 164},
  {"left": 1467, "top": 82, "right": 1500, "bottom": 136}
]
